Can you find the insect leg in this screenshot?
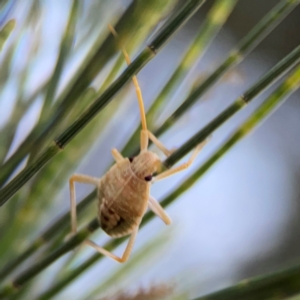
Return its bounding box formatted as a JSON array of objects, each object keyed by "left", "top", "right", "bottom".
[
  {"left": 84, "top": 229, "right": 138, "bottom": 263},
  {"left": 69, "top": 174, "right": 100, "bottom": 234},
  {"left": 148, "top": 195, "right": 172, "bottom": 225},
  {"left": 153, "top": 139, "right": 209, "bottom": 182},
  {"left": 147, "top": 130, "right": 174, "bottom": 157},
  {"left": 111, "top": 148, "right": 124, "bottom": 162}
]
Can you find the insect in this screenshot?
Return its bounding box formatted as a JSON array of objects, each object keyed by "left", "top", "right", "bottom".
[{"left": 68, "top": 26, "right": 208, "bottom": 263}]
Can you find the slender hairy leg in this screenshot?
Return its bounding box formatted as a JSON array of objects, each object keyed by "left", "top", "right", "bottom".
[
  {"left": 69, "top": 174, "right": 100, "bottom": 233},
  {"left": 148, "top": 195, "right": 172, "bottom": 225},
  {"left": 147, "top": 130, "right": 174, "bottom": 157},
  {"left": 84, "top": 229, "right": 138, "bottom": 263},
  {"left": 153, "top": 139, "right": 209, "bottom": 182},
  {"left": 111, "top": 148, "right": 124, "bottom": 162}
]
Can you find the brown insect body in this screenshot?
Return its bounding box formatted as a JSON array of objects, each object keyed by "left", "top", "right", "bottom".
[
  {"left": 98, "top": 151, "right": 160, "bottom": 238},
  {"left": 68, "top": 29, "right": 206, "bottom": 262}
]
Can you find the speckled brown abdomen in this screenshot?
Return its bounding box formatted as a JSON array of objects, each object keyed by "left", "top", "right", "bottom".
[{"left": 97, "top": 159, "right": 150, "bottom": 238}]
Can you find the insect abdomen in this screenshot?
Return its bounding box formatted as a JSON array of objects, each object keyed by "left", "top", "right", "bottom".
[
  {"left": 98, "top": 160, "right": 149, "bottom": 237},
  {"left": 99, "top": 199, "right": 139, "bottom": 237}
]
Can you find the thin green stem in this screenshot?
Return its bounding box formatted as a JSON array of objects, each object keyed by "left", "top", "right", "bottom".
[
  {"left": 97, "top": 53, "right": 124, "bottom": 94},
  {"left": 0, "top": 0, "right": 205, "bottom": 206},
  {"left": 195, "top": 260, "right": 300, "bottom": 299},
  {"left": 0, "top": 19, "right": 15, "bottom": 51},
  {"left": 0, "top": 144, "right": 60, "bottom": 205},
  {"left": 0, "top": 219, "right": 100, "bottom": 298},
  {"left": 0, "top": 78, "right": 47, "bottom": 164},
  {"left": 55, "top": 49, "right": 154, "bottom": 147},
  {"left": 0, "top": 88, "right": 98, "bottom": 269},
  {"left": 1, "top": 63, "right": 299, "bottom": 299},
  {"left": 0, "top": 191, "right": 96, "bottom": 281},
  {"left": 36, "top": 0, "right": 79, "bottom": 130}
]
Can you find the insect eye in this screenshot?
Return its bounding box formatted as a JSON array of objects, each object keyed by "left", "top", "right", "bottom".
[
  {"left": 144, "top": 175, "right": 152, "bottom": 181},
  {"left": 129, "top": 157, "right": 134, "bottom": 162}
]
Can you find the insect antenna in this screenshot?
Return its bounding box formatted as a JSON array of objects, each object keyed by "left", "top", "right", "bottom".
[
  {"left": 108, "top": 24, "right": 148, "bottom": 132},
  {"left": 108, "top": 24, "right": 150, "bottom": 153}
]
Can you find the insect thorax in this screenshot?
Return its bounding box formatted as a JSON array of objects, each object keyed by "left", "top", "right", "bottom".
[{"left": 130, "top": 150, "right": 160, "bottom": 181}]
